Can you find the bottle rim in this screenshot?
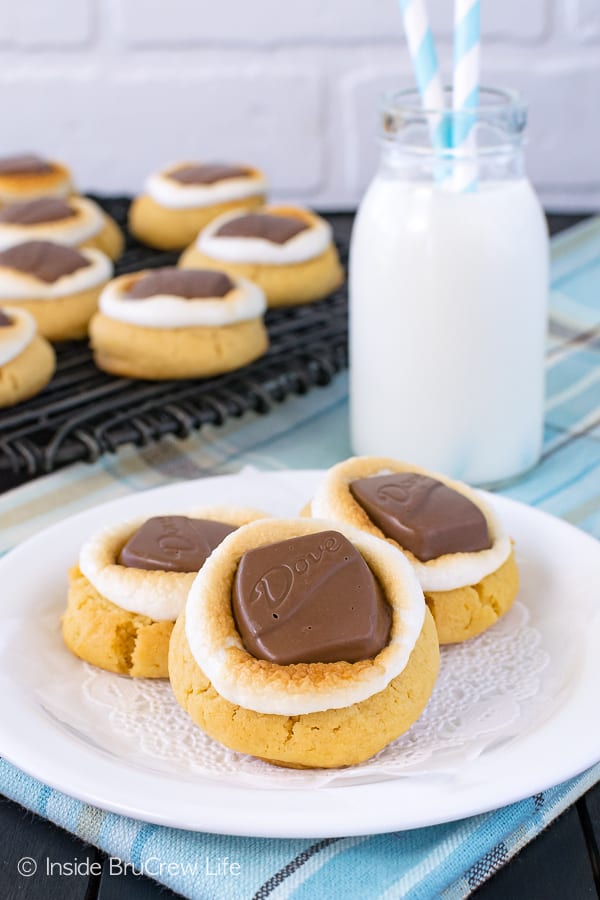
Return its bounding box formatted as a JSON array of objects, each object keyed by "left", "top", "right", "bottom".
[{"left": 380, "top": 85, "right": 527, "bottom": 118}]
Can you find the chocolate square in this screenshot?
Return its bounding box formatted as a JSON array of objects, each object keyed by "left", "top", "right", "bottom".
[
  {"left": 232, "top": 530, "right": 391, "bottom": 664},
  {"left": 119, "top": 516, "right": 236, "bottom": 572},
  {"left": 350, "top": 473, "right": 491, "bottom": 562}
]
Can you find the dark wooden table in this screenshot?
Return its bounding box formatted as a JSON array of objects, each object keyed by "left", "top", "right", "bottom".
[{"left": 1, "top": 213, "right": 598, "bottom": 900}]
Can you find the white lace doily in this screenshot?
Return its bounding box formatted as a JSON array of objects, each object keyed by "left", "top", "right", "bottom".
[{"left": 60, "top": 600, "right": 555, "bottom": 789}]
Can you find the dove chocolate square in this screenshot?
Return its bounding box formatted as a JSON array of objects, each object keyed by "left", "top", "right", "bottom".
[
  {"left": 349, "top": 473, "right": 491, "bottom": 562},
  {"left": 0, "top": 241, "right": 90, "bottom": 283},
  {"left": 215, "top": 213, "right": 309, "bottom": 245},
  {"left": 0, "top": 154, "right": 53, "bottom": 176},
  {"left": 118, "top": 515, "right": 236, "bottom": 573},
  {"left": 232, "top": 530, "right": 391, "bottom": 665},
  {"left": 0, "top": 197, "right": 75, "bottom": 225},
  {"left": 126, "top": 268, "right": 233, "bottom": 300},
  {"left": 168, "top": 163, "right": 251, "bottom": 185}
]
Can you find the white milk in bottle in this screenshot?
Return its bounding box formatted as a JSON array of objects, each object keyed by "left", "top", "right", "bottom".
[{"left": 349, "top": 88, "right": 549, "bottom": 484}]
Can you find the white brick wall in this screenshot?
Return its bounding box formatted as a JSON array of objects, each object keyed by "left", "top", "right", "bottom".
[
  {"left": 118, "top": 0, "right": 548, "bottom": 46},
  {"left": 0, "top": 1, "right": 93, "bottom": 48},
  {"left": 0, "top": 0, "right": 598, "bottom": 210},
  {"left": 567, "top": 0, "right": 600, "bottom": 40}
]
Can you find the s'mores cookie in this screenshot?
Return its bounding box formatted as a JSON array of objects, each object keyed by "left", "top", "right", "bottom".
[
  {"left": 90, "top": 266, "right": 268, "bottom": 380},
  {"left": 129, "top": 162, "right": 267, "bottom": 251},
  {"left": 0, "top": 197, "right": 124, "bottom": 261},
  {"left": 179, "top": 205, "right": 344, "bottom": 307},
  {"left": 305, "top": 457, "right": 519, "bottom": 644},
  {"left": 0, "top": 154, "right": 73, "bottom": 206},
  {"left": 0, "top": 305, "right": 55, "bottom": 408},
  {"left": 169, "top": 517, "right": 439, "bottom": 768},
  {"left": 63, "top": 507, "right": 267, "bottom": 678},
  {"left": 0, "top": 241, "right": 112, "bottom": 342}
]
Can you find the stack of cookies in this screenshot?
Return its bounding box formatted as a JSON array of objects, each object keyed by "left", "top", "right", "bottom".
[
  {"left": 0, "top": 152, "right": 345, "bottom": 407},
  {"left": 0, "top": 153, "right": 118, "bottom": 406}
]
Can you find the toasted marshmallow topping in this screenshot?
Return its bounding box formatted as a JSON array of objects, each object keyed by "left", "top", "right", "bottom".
[
  {"left": 0, "top": 305, "right": 37, "bottom": 366},
  {"left": 99, "top": 269, "right": 266, "bottom": 328},
  {"left": 79, "top": 506, "right": 269, "bottom": 621},
  {"left": 311, "top": 458, "right": 512, "bottom": 592},
  {"left": 0, "top": 245, "right": 112, "bottom": 300},
  {"left": 0, "top": 196, "right": 106, "bottom": 250},
  {"left": 145, "top": 162, "right": 266, "bottom": 209},
  {"left": 185, "top": 518, "right": 426, "bottom": 715},
  {"left": 0, "top": 156, "right": 71, "bottom": 204},
  {"left": 195, "top": 206, "right": 332, "bottom": 265},
  {"left": 0, "top": 181, "right": 70, "bottom": 204}
]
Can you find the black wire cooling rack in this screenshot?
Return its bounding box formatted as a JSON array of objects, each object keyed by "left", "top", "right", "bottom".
[{"left": 0, "top": 200, "right": 349, "bottom": 481}]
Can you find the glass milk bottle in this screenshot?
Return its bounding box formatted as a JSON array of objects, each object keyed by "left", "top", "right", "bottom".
[{"left": 349, "top": 88, "right": 549, "bottom": 485}]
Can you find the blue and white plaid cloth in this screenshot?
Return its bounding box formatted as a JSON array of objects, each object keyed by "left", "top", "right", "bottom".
[{"left": 1, "top": 217, "right": 600, "bottom": 899}]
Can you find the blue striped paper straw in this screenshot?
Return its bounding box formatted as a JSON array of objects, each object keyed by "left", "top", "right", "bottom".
[
  {"left": 399, "top": 0, "right": 449, "bottom": 152},
  {"left": 452, "top": 0, "right": 481, "bottom": 190}
]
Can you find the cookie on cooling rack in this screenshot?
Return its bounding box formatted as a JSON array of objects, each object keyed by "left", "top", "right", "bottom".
[
  {"left": 169, "top": 517, "right": 439, "bottom": 768},
  {"left": 63, "top": 507, "right": 268, "bottom": 678},
  {"left": 89, "top": 266, "right": 268, "bottom": 380},
  {"left": 0, "top": 153, "right": 73, "bottom": 206},
  {"left": 0, "top": 240, "right": 112, "bottom": 342},
  {"left": 303, "top": 457, "right": 519, "bottom": 644},
  {"left": 0, "top": 197, "right": 123, "bottom": 261},
  {"left": 0, "top": 305, "right": 55, "bottom": 408},
  {"left": 129, "top": 161, "right": 267, "bottom": 251},
  {"left": 179, "top": 205, "right": 344, "bottom": 307}
]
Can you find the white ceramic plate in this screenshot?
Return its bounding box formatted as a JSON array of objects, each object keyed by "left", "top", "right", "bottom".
[{"left": 1, "top": 469, "right": 599, "bottom": 838}]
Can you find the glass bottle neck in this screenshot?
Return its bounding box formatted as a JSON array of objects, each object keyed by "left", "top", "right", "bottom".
[{"left": 379, "top": 86, "right": 528, "bottom": 186}]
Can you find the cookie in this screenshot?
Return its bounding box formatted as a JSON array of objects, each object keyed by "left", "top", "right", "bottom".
[
  {"left": 90, "top": 266, "right": 268, "bottom": 380},
  {"left": 0, "top": 305, "right": 55, "bottom": 407},
  {"left": 0, "top": 153, "right": 73, "bottom": 205},
  {"left": 168, "top": 517, "right": 439, "bottom": 768},
  {"left": 62, "top": 507, "right": 268, "bottom": 678},
  {"left": 0, "top": 197, "right": 124, "bottom": 261},
  {"left": 179, "top": 205, "right": 344, "bottom": 307},
  {"left": 0, "top": 240, "right": 112, "bottom": 341},
  {"left": 129, "top": 162, "right": 267, "bottom": 251},
  {"left": 305, "top": 457, "right": 519, "bottom": 644}
]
